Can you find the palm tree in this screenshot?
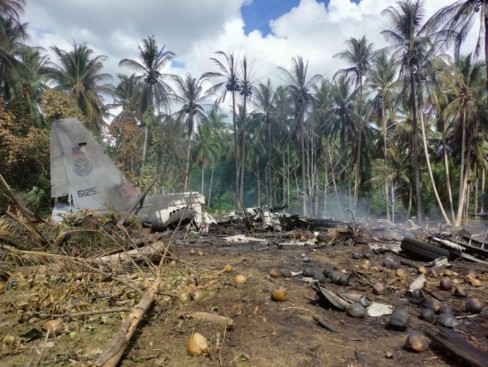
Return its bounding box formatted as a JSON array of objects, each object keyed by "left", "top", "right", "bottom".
[
  {"left": 119, "top": 36, "right": 175, "bottom": 114},
  {"left": 203, "top": 51, "right": 240, "bottom": 205},
  {"left": 427, "top": 0, "right": 488, "bottom": 91},
  {"left": 238, "top": 56, "right": 253, "bottom": 204},
  {"left": 45, "top": 42, "right": 112, "bottom": 132},
  {"left": 334, "top": 36, "right": 375, "bottom": 209},
  {"left": 0, "top": 16, "right": 27, "bottom": 101},
  {"left": 119, "top": 36, "right": 175, "bottom": 166},
  {"left": 278, "top": 56, "right": 321, "bottom": 215},
  {"left": 252, "top": 79, "right": 276, "bottom": 206},
  {"left": 171, "top": 73, "right": 208, "bottom": 191},
  {"left": 367, "top": 52, "right": 399, "bottom": 220},
  {"left": 0, "top": 0, "right": 24, "bottom": 20},
  {"left": 16, "top": 46, "right": 49, "bottom": 125},
  {"left": 441, "top": 54, "right": 486, "bottom": 225},
  {"left": 381, "top": 0, "right": 431, "bottom": 224}
]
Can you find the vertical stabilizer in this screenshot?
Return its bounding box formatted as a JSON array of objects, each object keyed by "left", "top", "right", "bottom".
[{"left": 50, "top": 118, "right": 139, "bottom": 212}]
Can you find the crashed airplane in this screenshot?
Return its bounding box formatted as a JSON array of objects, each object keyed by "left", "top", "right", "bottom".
[{"left": 50, "top": 118, "right": 205, "bottom": 230}]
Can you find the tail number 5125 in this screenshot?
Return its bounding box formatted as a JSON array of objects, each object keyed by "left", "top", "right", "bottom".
[{"left": 77, "top": 187, "right": 97, "bottom": 198}]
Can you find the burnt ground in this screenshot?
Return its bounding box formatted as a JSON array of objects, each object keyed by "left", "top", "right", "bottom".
[{"left": 0, "top": 225, "right": 487, "bottom": 367}]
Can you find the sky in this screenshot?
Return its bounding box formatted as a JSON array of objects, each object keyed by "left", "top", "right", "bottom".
[{"left": 23, "top": 0, "right": 478, "bottom": 105}]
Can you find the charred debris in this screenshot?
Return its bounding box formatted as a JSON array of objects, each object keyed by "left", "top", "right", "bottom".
[{"left": 0, "top": 179, "right": 487, "bottom": 366}]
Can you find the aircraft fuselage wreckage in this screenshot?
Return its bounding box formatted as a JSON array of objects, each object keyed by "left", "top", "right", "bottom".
[{"left": 50, "top": 118, "right": 205, "bottom": 230}]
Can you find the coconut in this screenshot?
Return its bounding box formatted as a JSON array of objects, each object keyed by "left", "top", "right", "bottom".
[
  {"left": 280, "top": 268, "right": 292, "bottom": 277},
  {"left": 406, "top": 330, "right": 429, "bottom": 353},
  {"left": 418, "top": 266, "right": 428, "bottom": 275},
  {"left": 453, "top": 286, "right": 467, "bottom": 298},
  {"left": 361, "top": 260, "right": 370, "bottom": 270},
  {"left": 469, "top": 278, "right": 482, "bottom": 287},
  {"left": 395, "top": 268, "right": 408, "bottom": 278},
  {"left": 388, "top": 307, "right": 410, "bottom": 331},
  {"left": 373, "top": 282, "right": 386, "bottom": 295},
  {"left": 347, "top": 303, "right": 366, "bottom": 318},
  {"left": 234, "top": 274, "right": 247, "bottom": 285},
  {"left": 443, "top": 269, "right": 453, "bottom": 277},
  {"left": 440, "top": 278, "right": 452, "bottom": 290},
  {"left": 187, "top": 333, "right": 209, "bottom": 356},
  {"left": 439, "top": 304, "right": 452, "bottom": 315},
  {"left": 436, "top": 313, "right": 456, "bottom": 328},
  {"left": 423, "top": 298, "right": 441, "bottom": 313},
  {"left": 197, "top": 250, "right": 204, "bottom": 256},
  {"left": 466, "top": 298, "right": 484, "bottom": 314},
  {"left": 43, "top": 319, "right": 64, "bottom": 336},
  {"left": 189, "top": 249, "right": 196, "bottom": 255},
  {"left": 270, "top": 287, "right": 286, "bottom": 302},
  {"left": 191, "top": 289, "right": 205, "bottom": 302},
  {"left": 223, "top": 264, "right": 233, "bottom": 273},
  {"left": 420, "top": 308, "right": 436, "bottom": 323},
  {"left": 268, "top": 268, "right": 280, "bottom": 278}
]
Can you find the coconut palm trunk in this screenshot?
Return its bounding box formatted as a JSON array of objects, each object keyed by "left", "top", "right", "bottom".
[
  {"left": 418, "top": 90, "right": 451, "bottom": 224},
  {"left": 409, "top": 62, "right": 422, "bottom": 225}
]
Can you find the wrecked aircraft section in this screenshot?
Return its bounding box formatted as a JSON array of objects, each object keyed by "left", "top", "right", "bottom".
[{"left": 50, "top": 118, "right": 206, "bottom": 231}]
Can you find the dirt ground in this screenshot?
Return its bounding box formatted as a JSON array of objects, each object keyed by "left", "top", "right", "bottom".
[{"left": 1, "top": 226, "right": 487, "bottom": 367}]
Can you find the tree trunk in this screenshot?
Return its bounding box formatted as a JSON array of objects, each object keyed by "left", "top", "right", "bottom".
[
  {"left": 409, "top": 62, "right": 422, "bottom": 225},
  {"left": 353, "top": 80, "right": 363, "bottom": 211},
  {"left": 455, "top": 108, "right": 468, "bottom": 226},
  {"left": 382, "top": 100, "right": 390, "bottom": 222},
  {"left": 183, "top": 114, "right": 193, "bottom": 192},
  {"left": 257, "top": 168, "right": 261, "bottom": 207},
  {"left": 200, "top": 163, "right": 204, "bottom": 195},
  {"left": 418, "top": 90, "right": 451, "bottom": 224},
  {"left": 300, "top": 111, "right": 307, "bottom": 216},
  {"left": 232, "top": 91, "right": 238, "bottom": 208},
  {"left": 443, "top": 125, "right": 455, "bottom": 222},
  {"left": 208, "top": 161, "right": 214, "bottom": 207},
  {"left": 239, "top": 95, "right": 247, "bottom": 205}
]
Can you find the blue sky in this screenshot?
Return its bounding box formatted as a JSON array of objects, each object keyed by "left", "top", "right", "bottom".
[{"left": 241, "top": 0, "right": 361, "bottom": 35}]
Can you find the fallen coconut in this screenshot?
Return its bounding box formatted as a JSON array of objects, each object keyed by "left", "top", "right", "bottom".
[
  {"left": 43, "top": 319, "right": 64, "bottom": 336},
  {"left": 187, "top": 333, "right": 209, "bottom": 356},
  {"left": 453, "top": 286, "right": 467, "bottom": 298},
  {"left": 223, "top": 264, "right": 233, "bottom": 273},
  {"left": 420, "top": 308, "right": 436, "bottom": 323},
  {"left": 418, "top": 266, "right": 428, "bottom": 275},
  {"left": 234, "top": 274, "right": 247, "bottom": 285},
  {"left": 373, "top": 282, "right": 386, "bottom": 295},
  {"left": 347, "top": 303, "right": 366, "bottom": 318},
  {"left": 191, "top": 289, "right": 204, "bottom": 302},
  {"left": 270, "top": 287, "right": 286, "bottom": 302},
  {"left": 466, "top": 298, "right": 484, "bottom": 314},
  {"left": 197, "top": 250, "right": 204, "bottom": 256},
  {"left": 440, "top": 277, "right": 452, "bottom": 290},
  {"left": 406, "top": 330, "right": 429, "bottom": 353},
  {"left": 395, "top": 268, "right": 408, "bottom": 278},
  {"left": 268, "top": 268, "right": 280, "bottom": 278},
  {"left": 436, "top": 313, "right": 456, "bottom": 328},
  {"left": 280, "top": 268, "right": 292, "bottom": 277},
  {"left": 388, "top": 307, "right": 410, "bottom": 331},
  {"left": 423, "top": 298, "right": 441, "bottom": 313}
]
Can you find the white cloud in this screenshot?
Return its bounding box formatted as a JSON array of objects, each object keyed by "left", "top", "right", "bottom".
[{"left": 24, "top": 0, "right": 479, "bottom": 98}]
